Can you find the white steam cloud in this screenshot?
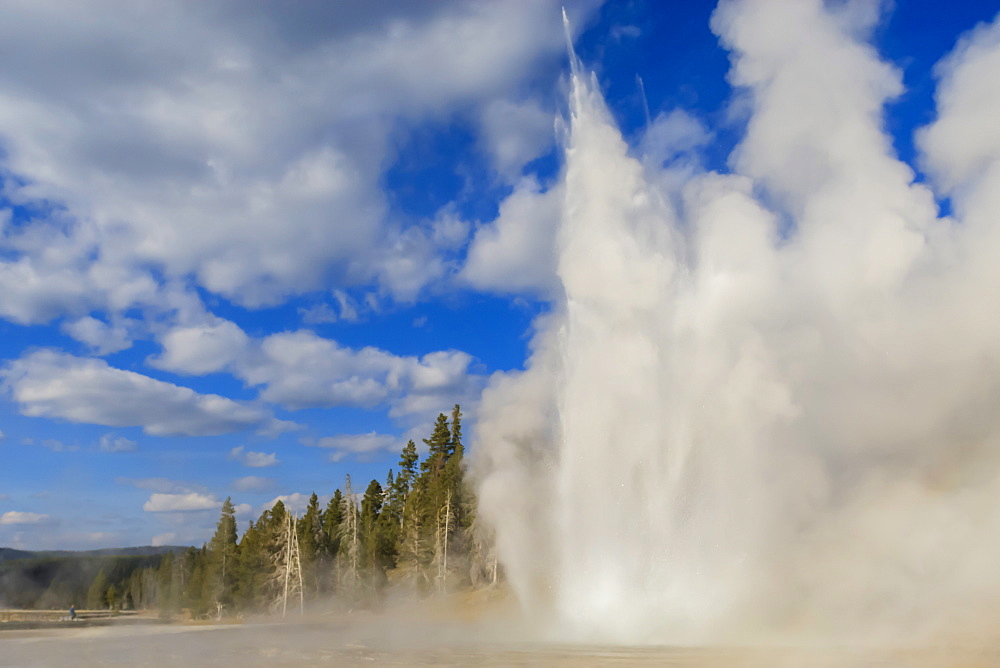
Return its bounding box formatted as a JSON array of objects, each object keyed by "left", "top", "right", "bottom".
[{"left": 475, "top": 0, "right": 1000, "bottom": 644}]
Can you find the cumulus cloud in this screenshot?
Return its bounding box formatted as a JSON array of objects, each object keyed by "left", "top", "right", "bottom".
[
  {"left": 148, "top": 317, "right": 481, "bottom": 420},
  {"left": 298, "top": 302, "right": 338, "bottom": 325},
  {"left": 462, "top": 178, "right": 562, "bottom": 295},
  {"left": 229, "top": 446, "right": 279, "bottom": 468},
  {"left": 240, "top": 330, "right": 479, "bottom": 414},
  {"left": 151, "top": 533, "right": 176, "bottom": 547},
  {"left": 143, "top": 493, "right": 220, "bottom": 513},
  {"left": 99, "top": 433, "right": 137, "bottom": 453},
  {"left": 2, "top": 349, "right": 277, "bottom": 436},
  {"left": 639, "top": 109, "right": 712, "bottom": 169},
  {"left": 148, "top": 319, "right": 249, "bottom": 376},
  {"left": 0, "top": 0, "right": 601, "bottom": 322},
  {"left": 918, "top": 15, "right": 1000, "bottom": 196},
  {"left": 61, "top": 315, "right": 132, "bottom": 355},
  {"left": 310, "top": 432, "right": 400, "bottom": 462},
  {"left": 480, "top": 97, "right": 555, "bottom": 179},
  {"left": 0, "top": 511, "right": 51, "bottom": 525},
  {"left": 263, "top": 493, "right": 317, "bottom": 515}
]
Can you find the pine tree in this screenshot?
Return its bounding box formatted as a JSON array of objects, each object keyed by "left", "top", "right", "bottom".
[
  {"left": 421, "top": 413, "right": 452, "bottom": 483},
  {"left": 396, "top": 482, "right": 430, "bottom": 590},
  {"left": 298, "top": 492, "right": 322, "bottom": 594},
  {"left": 183, "top": 546, "right": 211, "bottom": 617},
  {"left": 207, "top": 497, "right": 239, "bottom": 613},
  {"left": 449, "top": 404, "right": 463, "bottom": 460},
  {"left": 360, "top": 479, "right": 383, "bottom": 568},
  {"left": 396, "top": 440, "right": 419, "bottom": 508},
  {"left": 319, "top": 490, "right": 344, "bottom": 595},
  {"left": 378, "top": 470, "right": 401, "bottom": 570},
  {"left": 235, "top": 519, "right": 268, "bottom": 610},
  {"left": 156, "top": 552, "right": 179, "bottom": 616},
  {"left": 87, "top": 570, "right": 108, "bottom": 609},
  {"left": 322, "top": 489, "right": 344, "bottom": 559},
  {"left": 105, "top": 583, "right": 119, "bottom": 610}
]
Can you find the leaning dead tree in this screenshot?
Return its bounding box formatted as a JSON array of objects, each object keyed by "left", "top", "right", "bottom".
[{"left": 271, "top": 512, "right": 304, "bottom": 617}]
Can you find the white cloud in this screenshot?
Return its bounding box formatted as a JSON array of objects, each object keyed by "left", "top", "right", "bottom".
[
  {"left": 151, "top": 532, "right": 176, "bottom": 547},
  {"left": 311, "top": 432, "right": 400, "bottom": 462},
  {"left": 241, "top": 330, "right": 478, "bottom": 414},
  {"left": 263, "top": 493, "right": 316, "bottom": 516},
  {"left": 2, "top": 349, "right": 276, "bottom": 436},
  {"left": 462, "top": 178, "right": 562, "bottom": 295},
  {"left": 0, "top": 429, "right": 4, "bottom": 440},
  {"left": 0, "top": 511, "right": 50, "bottom": 525},
  {"left": 298, "top": 302, "right": 338, "bottom": 325},
  {"left": 61, "top": 315, "right": 132, "bottom": 355},
  {"left": 150, "top": 319, "right": 481, "bottom": 418},
  {"left": 479, "top": 97, "right": 555, "bottom": 179},
  {"left": 143, "top": 493, "right": 220, "bottom": 513},
  {"left": 99, "top": 434, "right": 137, "bottom": 453},
  {"left": 373, "top": 225, "right": 451, "bottom": 303},
  {"left": 0, "top": 0, "right": 602, "bottom": 320},
  {"left": 148, "top": 319, "right": 250, "bottom": 376},
  {"left": 229, "top": 446, "right": 279, "bottom": 468},
  {"left": 232, "top": 476, "right": 275, "bottom": 492},
  {"left": 639, "top": 109, "right": 711, "bottom": 169},
  {"left": 918, "top": 16, "right": 1000, "bottom": 196}
]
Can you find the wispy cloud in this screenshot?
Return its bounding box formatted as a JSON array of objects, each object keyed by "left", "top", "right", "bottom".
[
  {"left": 142, "top": 493, "right": 220, "bottom": 513},
  {"left": 99, "top": 434, "right": 137, "bottom": 453},
  {"left": 3, "top": 350, "right": 277, "bottom": 436},
  {"left": 229, "top": 446, "right": 279, "bottom": 468},
  {"left": 308, "top": 431, "right": 400, "bottom": 462},
  {"left": 0, "top": 511, "right": 51, "bottom": 525}
]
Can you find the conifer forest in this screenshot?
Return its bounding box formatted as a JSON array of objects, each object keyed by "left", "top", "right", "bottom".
[{"left": 2, "top": 406, "right": 497, "bottom": 617}]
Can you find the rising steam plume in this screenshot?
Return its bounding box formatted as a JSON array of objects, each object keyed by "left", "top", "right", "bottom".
[{"left": 475, "top": 0, "right": 1000, "bottom": 644}]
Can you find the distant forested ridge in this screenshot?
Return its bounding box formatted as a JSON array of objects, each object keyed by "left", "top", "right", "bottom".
[
  {"left": 0, "top": 548, "right": 184, "bottom": 610},
  {"left": 2, "top": 405, "right": 499, "bottom": 616}
]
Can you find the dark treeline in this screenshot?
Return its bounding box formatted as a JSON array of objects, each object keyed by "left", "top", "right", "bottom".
[
  {"left": 56, "top": 405, "right": 497, "bottom": 617},
  {"left": 0, "top": 553, "right": 176, "bottom": 610}
]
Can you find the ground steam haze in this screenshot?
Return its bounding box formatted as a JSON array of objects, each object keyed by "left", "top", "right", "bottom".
[{"left": 476, "top": 0, "right": 1000, "bottom": 644}]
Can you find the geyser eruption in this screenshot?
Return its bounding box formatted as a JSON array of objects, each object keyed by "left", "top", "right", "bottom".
[{"left": 476, "top": 0, "right": 1000, "bottom": 644}]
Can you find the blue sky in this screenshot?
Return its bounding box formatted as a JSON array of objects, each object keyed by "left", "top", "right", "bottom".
[{"left": 1, "top": 0, "right": 998, "bottom": 551}]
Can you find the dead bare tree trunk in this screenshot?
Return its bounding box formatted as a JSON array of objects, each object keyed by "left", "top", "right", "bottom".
[
  {"left": 271, "top": 513, "right": 304, "bottom": 617},
  {"left": 435, "top": 490, "right": 453, "bottom": 593},
  {"left": 340, "top": 476, "right": 361, "bottom": 597}
]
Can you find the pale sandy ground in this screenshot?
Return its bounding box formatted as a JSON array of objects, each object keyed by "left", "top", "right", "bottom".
[{"left": 3, "top": 590, "right": 999, "bottom": 667}]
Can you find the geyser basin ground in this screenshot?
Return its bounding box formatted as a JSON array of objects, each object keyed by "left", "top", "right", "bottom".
[{"left": 3, "top": 596, "right": 999, "bottom": 667}]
